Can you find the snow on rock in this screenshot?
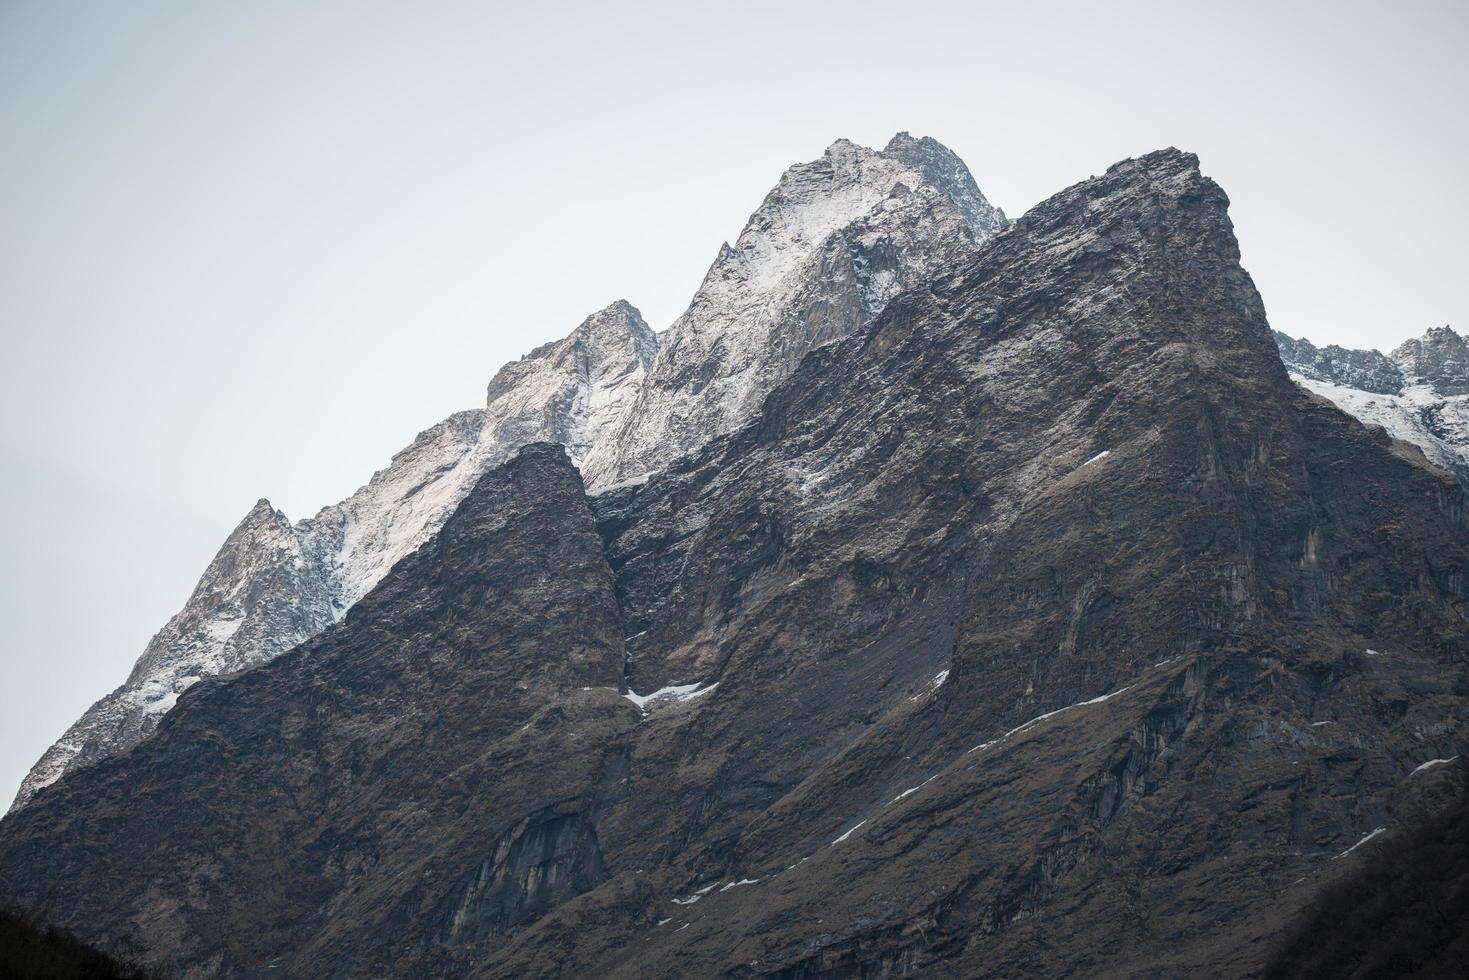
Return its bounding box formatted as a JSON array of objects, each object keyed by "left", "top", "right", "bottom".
[
  {"left": 718, "top": 878, "right": 761, "bottom": 892},
  {"left": 1335, "top": 826, "right": 1387, "bottom": 859},
  {"left": 623, "top": 682, "right": 719, "bottom": 713},
  {"left": 1276, "top": 326, "right": 1469, "bottom": 487},
  {"left": 671, "top": 882, "right": 721, "bottom": 906},
  {"left": 829, "top": 819, "right": 868, "bottom": 846},
  {"left": 581, "top": 133, "right": 1006, "bottom": 486},
  {"left": 12, "top": 301, "right": 659, "bottom": 812},
  {"left": 1410, "top": 756, "right": 1458, "bottom": 775},
  {"left": 968, "top": 686, "right": 1132, "bottom": 755}
]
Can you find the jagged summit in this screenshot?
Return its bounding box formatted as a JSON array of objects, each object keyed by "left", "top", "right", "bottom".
[
  {"left": 1272, "top": 330, "right": 1403, "bottom": 394},
  {"left": 11, "top": 131, "right": 1006, "bottom": 813},
  {"left": 1392, "top": 323, "right": 1466, "bottom": 394},
  {"left": 579, "top": 132, "right": 1007, "bottom": 485},
  {"left": 882, "top": 131, "right": 1008, "bottom": 235},
  {"left": 482, "top": 300, "right": 658, "bottom": 462}
]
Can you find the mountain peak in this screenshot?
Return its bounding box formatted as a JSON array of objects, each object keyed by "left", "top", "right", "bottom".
[
  {"left": 880, "top": 131, "right": 1007, "bottom": 237},
  {"left": 822, "top": 136, "right": 860, "bottom": 155},
  {"left": 578, "top": 133, "right": 1007, "bottom": 486},
  {"left": 1392, "top": 323, "right": 1468, "bottom": 395},
  {"left": 571, "top": 300, "right": 659, "bottom": 375},
  {"left": 233, "top": 497, "right": 293, "bottom": 538}
]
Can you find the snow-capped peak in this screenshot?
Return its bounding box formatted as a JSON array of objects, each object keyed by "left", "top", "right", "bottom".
[
  {"left": 580, "top": 133, "right": 1006, "bottom": 486},
  {"left": 11, "top": 299, "right": 660, "bottom": 812}
]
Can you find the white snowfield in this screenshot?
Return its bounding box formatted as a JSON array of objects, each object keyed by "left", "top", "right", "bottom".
[
  {"left": 622, "top": 682, "right": 719, "bottom": 713},
  {"left": 1294, "top": 377, "right": 1469, "bottom": 478},
  {"left": 14, "top": 133, "right": 1007, "bottom": 812}
]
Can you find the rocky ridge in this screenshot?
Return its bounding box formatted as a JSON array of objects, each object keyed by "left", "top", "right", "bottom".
[
  {"left": 10, "top": 301, "right": 657, "bottom": 810},
  {"left": 579, "top": 132, "right": 1006, "bottom": 486}
]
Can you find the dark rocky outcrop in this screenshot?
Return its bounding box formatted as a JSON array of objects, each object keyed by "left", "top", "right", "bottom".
[
  {"left": 1265, "top": 761, "right": 1469, "bottom": 980},
  {"left": 2, "top": 150, "right": 1467, "bottom": 979}
]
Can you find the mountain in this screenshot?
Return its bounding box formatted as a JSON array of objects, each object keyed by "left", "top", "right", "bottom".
[
  {"left": 2, "top": 148, "right": 1466, "bottom": 979},
  {"left": 1274, "top": 325, "right": 1469, "bottom": 486},
  {"left": 11, "top": 134, "right": 1003, "bottom": 812}
]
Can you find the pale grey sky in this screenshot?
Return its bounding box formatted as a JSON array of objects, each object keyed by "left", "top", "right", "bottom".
[{"left": 1, "top": 0, "right": 1465, "bottom": 805}]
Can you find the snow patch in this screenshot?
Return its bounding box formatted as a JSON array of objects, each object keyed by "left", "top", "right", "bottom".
[
  {"left": 829, "top": 819, "right": 867, "bottom": 846},
  {"left": 671, "top": 881, "right": 721, "bottom": 905},
  {"left": 623, "top": 682, "right": 719, "bottom": 712},
  {"left": 719, "top": 878, "right": 760, "bottom": 892},
  {"left": 969, "top": 685, "right": 1131, "bottom": 755},
  {"left": 1411, "top": 756, "right": 1458, "bottom": 775},
  {"left": 1335, "top": 827, "right": 1387, "bottom": 859}
]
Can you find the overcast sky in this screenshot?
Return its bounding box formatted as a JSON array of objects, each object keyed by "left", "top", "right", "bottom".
[{"left": 1, "top": 0, "right": 1465, "bottom": 805}]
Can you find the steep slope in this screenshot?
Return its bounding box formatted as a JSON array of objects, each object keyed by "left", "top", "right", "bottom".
[
  {"left": 14, "top": 132, "right": 1004, "bottom": 811},
  {"left": 2, "top": 149, "right": 1466, "bottom": 979},
  {"left": 579, "top": 133, "right": 1006, "bottom": 486},
  {"left": 0, "top": 444, "right": 632, "bottom": 978},
  {"left": 1274, "top": 326, "right": 1469, "bottom": 486},
  {"left": 11, "top": 301, "right": 657, "bottom": 811}
]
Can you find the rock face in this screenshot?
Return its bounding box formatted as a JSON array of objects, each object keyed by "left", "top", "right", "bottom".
[
  {"left": 1274, "top": 325, "right": 1469, "bottom": 486},
  {"left": 2, "top": 148, "right": 1467, "bottom": 980},
  {"left": 12, "top": 134, "right": 1003, "bottom": 812}
]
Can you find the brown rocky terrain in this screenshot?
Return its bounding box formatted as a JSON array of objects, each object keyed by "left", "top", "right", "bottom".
[{"left": 1, "top": 148, "right": 1465, "bottom": 979}]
